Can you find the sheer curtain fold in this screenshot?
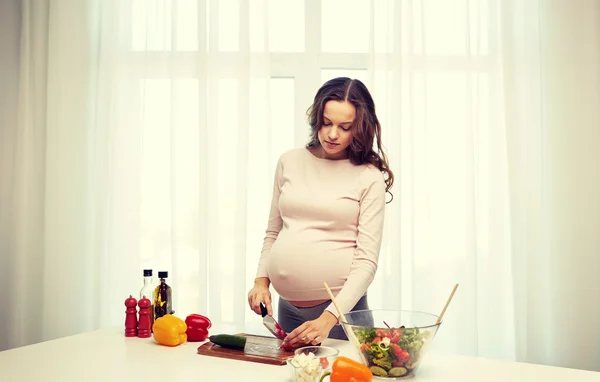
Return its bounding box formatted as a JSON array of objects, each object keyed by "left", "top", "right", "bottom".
[
  {"left": 535, "top": 0, "right": 600, "bottom": 370},
  {"left": 500, "top": 0, "right": 600, "bottom": 371},
  {"left": 499, "top": 0, "right": 546, "bottom": 365},
  {"left": 366, "top": 0, "right": 517, "bottom": 360},
  {"left": 89, "top": 0, "right": 276, "bottom": 332},
  {"left": 6, "top": 0, "right": 50, "bottom": 347},
  {"left": 2, "top": 0, "right": 599, "bottom": 372},
  {"left": 0, "top": 0, "right": 20, "bottom": 351}
]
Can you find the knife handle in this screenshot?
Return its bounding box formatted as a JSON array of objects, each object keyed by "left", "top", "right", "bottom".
[{"left": 259, "top": 302, "right": 268, "bottom": 317}]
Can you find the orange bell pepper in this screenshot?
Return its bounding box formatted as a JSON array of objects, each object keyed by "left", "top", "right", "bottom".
[
  {"left": 319, "top": 356, "right": 372, "bottom": 382},
  {"left": 152, "top": 314, "right": 187, "bottom": 346}
]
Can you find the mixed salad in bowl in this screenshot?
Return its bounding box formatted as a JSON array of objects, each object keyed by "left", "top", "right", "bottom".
[{"left": 341, "top": 310, "right": 441, "bottom": 379}]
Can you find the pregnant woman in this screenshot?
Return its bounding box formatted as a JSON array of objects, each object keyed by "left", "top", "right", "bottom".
[{"left": 247, "top": 77, "right": 394, "bottom": 349}]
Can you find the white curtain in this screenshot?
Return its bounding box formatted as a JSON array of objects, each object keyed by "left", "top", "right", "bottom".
[{"left": 1, "top": 0, "right": 599, "bottom": 372}]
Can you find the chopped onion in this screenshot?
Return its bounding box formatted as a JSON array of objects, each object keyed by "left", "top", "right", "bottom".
[{"left": 291, "top": 352, "right": 322, "bottom": 382}]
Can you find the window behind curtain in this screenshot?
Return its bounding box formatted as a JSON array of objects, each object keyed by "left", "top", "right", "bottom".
[{"left": 122, "top": 0, "right": 497, "bottom": 331}]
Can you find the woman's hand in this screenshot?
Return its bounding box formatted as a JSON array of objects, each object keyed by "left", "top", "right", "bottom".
[
  {"left": 282, "top": 311, "right": 338, "bottom": 348},
  {"left": 248, "top": 277, "right": 273, "bottom": 315}
]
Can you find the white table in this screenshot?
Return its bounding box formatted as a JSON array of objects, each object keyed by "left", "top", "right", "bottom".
[{"left": 0, "top": 327, "right": 598, "bottom": 381}]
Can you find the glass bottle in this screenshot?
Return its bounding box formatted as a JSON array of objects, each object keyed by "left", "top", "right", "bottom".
[
  {"left": 139, "top": 269, "right": 155, "bottom": 330},
  {"left": 153, "top": 271, "right": 173, "bottom": 321}
]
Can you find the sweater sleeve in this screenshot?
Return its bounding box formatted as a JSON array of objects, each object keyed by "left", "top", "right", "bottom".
[
  {"left": 255, "top": 156, "right": 284, "bottom": 279},
  {"left": 325, "top": 167, "right": 386, "bottom": 321}
]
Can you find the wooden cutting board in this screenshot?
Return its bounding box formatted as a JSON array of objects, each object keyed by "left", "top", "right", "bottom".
[{"left": 197, "top": 333, "right": 295, "bottom": 366}]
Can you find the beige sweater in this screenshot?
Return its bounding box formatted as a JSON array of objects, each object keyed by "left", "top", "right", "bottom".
[{"left": 255, "top": 147, "right": 386, "bottom": 319}]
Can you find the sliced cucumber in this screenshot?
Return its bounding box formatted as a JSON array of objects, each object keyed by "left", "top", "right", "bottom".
[
  {"left": 389, "top": 367, "right": 408, "bottom": 377},
  {"left": 369, "top": 366, "right": 388, "bottom": 377},
  {"left": 209, "top": 334, "right": 247, "bottom": 350}
]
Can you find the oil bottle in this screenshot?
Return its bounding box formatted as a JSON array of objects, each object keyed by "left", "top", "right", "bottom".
[
  {"left": 139, "top": 269, "right": 155, "bottom": 330},
  {"left": 153, "top": 271, "right": 174, "bottom": 321}
]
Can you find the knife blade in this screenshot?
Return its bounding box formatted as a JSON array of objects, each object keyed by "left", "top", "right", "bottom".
[{"left": 260, "top": 302, "right": 286, "bottom": 340}]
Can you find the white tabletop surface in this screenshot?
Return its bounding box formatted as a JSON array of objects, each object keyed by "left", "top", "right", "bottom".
[{"left": 0, "top": 326, "right": 598, "bottom": 381}]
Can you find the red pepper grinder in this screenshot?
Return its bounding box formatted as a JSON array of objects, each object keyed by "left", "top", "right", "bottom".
[
  {"left": 137, "top": 296, "right": 152, "bottom": 338},
  {"left": 124, "top": 295, "right": 138, "bottom": 337}
]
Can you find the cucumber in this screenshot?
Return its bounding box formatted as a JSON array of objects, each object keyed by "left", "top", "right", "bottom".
[
  {"left": 209, "top": 334, "right": 247, "bottom": 350},
  {"left": 369, "top": 366, "right": 388, "bottom": 377},
  {"left": 389, "top": 367, "right": 408, "bottom": 377}
]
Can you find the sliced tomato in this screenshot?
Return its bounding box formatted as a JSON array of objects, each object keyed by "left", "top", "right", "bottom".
[{"left": 398, "top": 349, "right": 410, "bottom": 361}]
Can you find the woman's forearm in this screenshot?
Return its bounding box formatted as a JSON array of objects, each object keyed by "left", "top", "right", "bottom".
[{"left": 254, "top": 277, "right": 270, "bottom": 288}]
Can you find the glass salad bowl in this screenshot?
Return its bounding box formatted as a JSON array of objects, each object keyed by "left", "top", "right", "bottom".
[{"left": 340, "top": 310, "right": 441, "bottom": 380}]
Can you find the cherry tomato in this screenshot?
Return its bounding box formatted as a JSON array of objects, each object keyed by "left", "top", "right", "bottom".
[{"left": 277, "top": 328, "right": 288, "bottom": 338}]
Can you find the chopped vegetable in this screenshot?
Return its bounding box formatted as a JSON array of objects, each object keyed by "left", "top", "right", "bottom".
[
  {"left": 274, "top": 322, "right": 287, "bottom": 338},
  {"left": 353, "top": 324, "right": 430, "bottom": 377},
  {"left": 290, "top": 352, "right": 322, "bottom": 382}
]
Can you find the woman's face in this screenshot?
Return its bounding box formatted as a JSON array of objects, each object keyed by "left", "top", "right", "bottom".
[{"left": 317, "top": 100, "right": 355, "bottom": 160}]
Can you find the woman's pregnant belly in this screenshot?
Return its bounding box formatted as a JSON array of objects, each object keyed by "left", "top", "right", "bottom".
[{"left": 267, "top": 230, "right": 356, "bottom": 301}]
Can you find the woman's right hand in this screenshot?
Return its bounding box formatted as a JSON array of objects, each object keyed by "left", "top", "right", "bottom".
[{"left": 248, "top": 277, "right": 273, "bottom": 316}]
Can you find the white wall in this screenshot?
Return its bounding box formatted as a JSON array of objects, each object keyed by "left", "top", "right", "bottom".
[
  {"left": 540, "top": 0, "right": 600, "bottom": 371},
  {"left": 0, "top": 0, "right": 21, "bottom": 351}
]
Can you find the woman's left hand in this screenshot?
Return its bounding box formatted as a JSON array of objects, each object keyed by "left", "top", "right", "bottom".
[{"left": 282, "top": 311, "right": 338, "bottom": 348}]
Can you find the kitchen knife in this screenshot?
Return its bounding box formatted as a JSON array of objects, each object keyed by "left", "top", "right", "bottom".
[{"left": 260, "top": 302, "right": 286, "bottom": 340}]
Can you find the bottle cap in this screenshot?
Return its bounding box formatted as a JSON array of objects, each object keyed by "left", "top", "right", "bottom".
[
  {"left": 143, "top": 269, "right": 153, "bottom": 277},
  {"left": 158, "top": 271, "right": 168, "bottom": 278}
]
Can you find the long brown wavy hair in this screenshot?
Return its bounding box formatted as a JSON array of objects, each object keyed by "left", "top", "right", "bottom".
[{"left": 306, "top": 77, "right": 394, "bottom": 202}]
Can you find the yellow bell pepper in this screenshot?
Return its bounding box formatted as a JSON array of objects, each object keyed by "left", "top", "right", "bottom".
[{"left": 152, "top": 314, "right": 188, "bottom": 346}]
